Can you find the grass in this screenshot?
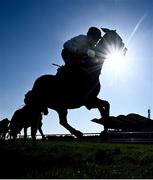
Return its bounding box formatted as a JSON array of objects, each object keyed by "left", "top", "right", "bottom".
[{"left": 1, "top": 140, "right": 153, "bottom": 178}]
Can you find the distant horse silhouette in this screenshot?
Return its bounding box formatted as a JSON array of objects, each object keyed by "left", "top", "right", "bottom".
[
  {"left": 14, "top": 29, "right": 127, "bottom": 141},
  {"left": 0, "top": 118, "right": 10, "bottom": 140},
  {"left": 9, "top": 105, "right": 46, "bottom": 141}
]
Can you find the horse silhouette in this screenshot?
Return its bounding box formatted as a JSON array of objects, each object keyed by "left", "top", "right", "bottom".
[
  {"left": 9, "top": 105, "right": 46, "bottom": 141},
  {"left": 12, "top": 29, "right": 127, "bottom": 142},
  {"left": 0, "top": 118, "right": 10, "bottom": 140}
]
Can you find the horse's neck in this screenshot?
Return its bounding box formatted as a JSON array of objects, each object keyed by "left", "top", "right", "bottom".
[{"left": 83, "top": 62, "right": 103, "bottom": 81}]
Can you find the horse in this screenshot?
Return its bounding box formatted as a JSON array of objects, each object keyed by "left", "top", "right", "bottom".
[
  {"left": 12, "top": 28, "right": 127, "bottom": 142},
  {"left": 9, "top": 105, "right": 46, "bottom": 142},
  {"left": 0, "top": 118, "right": 10, "bottom": 140}
]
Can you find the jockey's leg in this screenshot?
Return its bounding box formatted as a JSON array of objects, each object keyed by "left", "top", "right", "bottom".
[{"left": 57, "top": 108, "right": 83, "bottom": 138}]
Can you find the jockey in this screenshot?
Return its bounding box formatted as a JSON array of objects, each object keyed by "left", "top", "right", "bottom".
[
  {"left": 61, "top": 26, "right": 102, "bottom": 66},
  {"left": 55, "top": 27, "right": 103, "bottom": 99}
]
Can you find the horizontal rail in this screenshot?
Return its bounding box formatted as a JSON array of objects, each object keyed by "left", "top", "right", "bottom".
[{"left": 17, "top": 133, "right": 100, "bottom": 139}]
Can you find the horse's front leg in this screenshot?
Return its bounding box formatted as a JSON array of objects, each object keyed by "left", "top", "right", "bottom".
[
  {"left": 38, "top": 124, "right": 46, "bottom": 140},
  {"left": 57, "top": 108, "right": 83, "bottom": 138},
  {"left": 24, "top": 127, "right": 27, "bottom": 139},
  {"left": 86, "top": 97, "right": 110, "bottom": 133},
  {"left": 31, "top": 126, "right": 37, "bottom": 145}
]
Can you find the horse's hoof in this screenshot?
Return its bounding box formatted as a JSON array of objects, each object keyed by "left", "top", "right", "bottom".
[
  {"left": 91, "top": 118, "right": 104, "bottom": 125},
  {"left": 42, "top": 136, "right": 46, "bottom": 140},
  {"left": 100, "top": 131, "right": 108, "bottom": 141},
  {"left": 91, "top": 118, "right": 99, "bottom": 123},
  {"left": 75, "top": 131, "right": 83, "bottom": 138}
]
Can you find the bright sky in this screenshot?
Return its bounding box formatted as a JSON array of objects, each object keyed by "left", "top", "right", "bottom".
[{"left": 0, "top": 0, "right": 153, "bottom": 135}]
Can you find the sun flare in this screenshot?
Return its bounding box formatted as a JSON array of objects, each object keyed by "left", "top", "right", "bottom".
[{"left": 106, "top": 50, "right": 126, "bottom": 74}]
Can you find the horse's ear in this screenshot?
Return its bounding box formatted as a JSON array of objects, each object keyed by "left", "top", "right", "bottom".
[{"left": 101, "top": 28, "right": 110, "bottom": 33}]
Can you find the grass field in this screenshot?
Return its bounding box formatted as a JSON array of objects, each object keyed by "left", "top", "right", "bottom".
[{"left": 1, "top": 140, "right": 153, "bottom": 178}]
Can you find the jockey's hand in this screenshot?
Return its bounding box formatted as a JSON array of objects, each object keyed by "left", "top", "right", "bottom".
[{"left": 87, "top": 49, "right": 95, "bottom": 58}]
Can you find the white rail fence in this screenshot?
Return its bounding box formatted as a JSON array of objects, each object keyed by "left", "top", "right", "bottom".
[{"left": 14, "top": 131, "right": 153, "bottom": 143}]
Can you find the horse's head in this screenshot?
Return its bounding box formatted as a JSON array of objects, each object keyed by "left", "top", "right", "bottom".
[
  {"left": 9, "top": 120, "right": 22, "bottom": 139},
  {"left": 1, "top": 118, "right": 10, "bottom": 126},
  {"left": 96, "top": 28, "right": 127, "bottom": 61},
  {"left": 9, "top": 109, "right": 24, "bottom": 139}
]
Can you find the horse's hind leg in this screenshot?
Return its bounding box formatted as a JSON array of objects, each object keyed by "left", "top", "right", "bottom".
[
  {"left": 86, "top": 97, "right": 110, "bottom": 133},
  {"left": 57, "top": 108, "right": 83, "bottom": 138}
]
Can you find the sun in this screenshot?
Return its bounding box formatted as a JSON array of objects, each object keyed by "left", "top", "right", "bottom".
[
  {"left": 107, "top": 51, "right": 123, "bottom": 62},
  {"left": 105, "top": 49, "right": 126, "bottom": 75},
  {"left": 107, "top": 51, "right": 125, "bottom": 70}
]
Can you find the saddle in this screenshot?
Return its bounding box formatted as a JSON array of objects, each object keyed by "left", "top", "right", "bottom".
[{"left": 55, "top": 64, "right": 92, "bottom": 86}]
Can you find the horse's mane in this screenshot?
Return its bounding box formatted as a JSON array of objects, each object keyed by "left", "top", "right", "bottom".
[{"left": 96, "top": 28, "right": 126, "bottom": 59}]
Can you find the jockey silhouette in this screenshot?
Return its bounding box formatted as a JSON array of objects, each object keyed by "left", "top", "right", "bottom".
[
  {"left": 61, "top": 26, "right": 102, "bottom": 66},
  {"left": 56, "top": 27, "right": 103, "bottom": 82},
  {"left": 55, "top": 27, "right": 103, "bottom": 106}
]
